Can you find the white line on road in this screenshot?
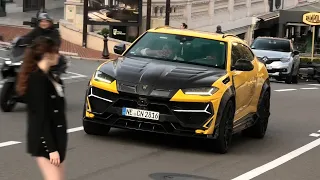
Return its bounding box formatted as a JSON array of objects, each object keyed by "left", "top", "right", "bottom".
[
  {"left": 0, "top": 141, "right": 22, "bottom": 148},
  {"left": 0, "top": 126, "right": 84, "bottom": 149},
  {"left": 274, "top": 89, "right": 297, "bottom": 92},
  {"left": 309, "top": 133, "right": 320, "bottom": 137},
  {"left": 301, "top": 87, "right": 319, "bottom": 90},
  {"left": 61, "top": 76, "right": 86, "bottom": 80},
  {"left": 231, "top": 138, "right": 320, "bottom": 180},
  {"left": 66, "top": 71, "right": 87, "bottom": 78},
  {"left": 308, "top": 84, "right": 320, "bottom": 86},
  {"left": 67, "top": 126, "right": 84, "bottom": 133}
]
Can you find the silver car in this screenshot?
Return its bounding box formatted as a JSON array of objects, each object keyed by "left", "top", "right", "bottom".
[{"left": 251, "top": 37, "right": 300, "bottom": 84}]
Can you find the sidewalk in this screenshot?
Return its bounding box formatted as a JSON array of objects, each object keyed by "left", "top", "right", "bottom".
[{"left": 0, "top": 25, "right": 117, "bottom": 61}]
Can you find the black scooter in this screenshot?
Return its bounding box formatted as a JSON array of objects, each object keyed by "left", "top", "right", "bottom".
[
  {"left": 0, "top": 36, "right": 68, "bottom": 112},
  {"left": 299, "top": 62, "right": 320, "bottom": 83}
]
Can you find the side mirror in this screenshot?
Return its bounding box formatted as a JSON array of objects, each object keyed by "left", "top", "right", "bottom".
[
  {"left": 233, "top": 59, "right": 254, "bottom": 71},
  {"left": 293, "top": 50, "right": 299, "bottom": 56},
  {"left": 113, "top": 43, "right": 126, "bottom": 55}
]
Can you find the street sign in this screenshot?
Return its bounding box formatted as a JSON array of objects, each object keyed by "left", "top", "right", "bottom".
[{"left": 302, "top": 12, "right": 320, "bottom": 26}]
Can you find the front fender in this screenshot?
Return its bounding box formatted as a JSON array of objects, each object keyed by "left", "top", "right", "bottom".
[{"left": 213, "top": 86, "right": 235, "bottom": 129}]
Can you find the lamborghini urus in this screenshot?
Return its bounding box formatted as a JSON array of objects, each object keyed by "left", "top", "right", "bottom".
[{"left": 82, "top": 26, "right": 271, "bottom": 154}]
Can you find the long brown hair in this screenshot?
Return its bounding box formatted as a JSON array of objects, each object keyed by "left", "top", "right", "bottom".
[{"left": 16, "top": 36, "right": 59, "bottom": 96}]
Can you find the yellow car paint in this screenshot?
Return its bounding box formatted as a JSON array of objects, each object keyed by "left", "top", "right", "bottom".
[{"left": 86, "top": 26, "right": 269, "bottom": 136}]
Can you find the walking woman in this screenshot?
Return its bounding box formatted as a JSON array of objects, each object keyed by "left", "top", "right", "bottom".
[{"left": 16, "top": 36, "right": 68, "bottom": 180}]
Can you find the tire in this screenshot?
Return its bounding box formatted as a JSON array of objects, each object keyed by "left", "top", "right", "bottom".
[
  {"left": 285, "top": 74, "right": 292, "bottom": 84},
  {"left": 285, "top": 65, "right": 295, "bottom": 84},
  {"left": 291, "top": 66, "right": 299, "bottom": 84},
  {"left": 242, "top": 90, "right": 270, "bottom": 139},
  {"left": 83, "top": 120, "right": 111, "bottom": 136},
  {"left": 291, "top": 74, "right": 298, "bottom": 84},
  {"left": 316, "top": 77, "right": 320, "bottom": 84},
  {"left": 0, "top": 82, "right": 17, "bottom": 112},
  {"left": 208, "top": 100, "right": 235, "bottom": 154}
]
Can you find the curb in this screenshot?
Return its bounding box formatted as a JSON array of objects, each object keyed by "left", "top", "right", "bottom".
[{"left": 60, "top": 53, "right": 113, "bottom": 63}]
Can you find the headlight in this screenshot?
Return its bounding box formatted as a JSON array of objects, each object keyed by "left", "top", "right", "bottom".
[
  {"left": 181, "top": 87, "right": 219, "bottom": 96},
  {"left": 280, "top": 57, "right": 290, "bottom": 62},
  {"left": 93, "top": 70, "right": 115, "bottom": 84},
  {"left": 4, "top": 60, "right": 12, "bottom": 65}
]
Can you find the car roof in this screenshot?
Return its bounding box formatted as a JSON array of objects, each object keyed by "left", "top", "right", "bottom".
[
  {"left": 255, "top": 36, "right": 291, "bottom": 41},
  {"left": 147, "top": 26, "right": 247, "bottom": 44}
]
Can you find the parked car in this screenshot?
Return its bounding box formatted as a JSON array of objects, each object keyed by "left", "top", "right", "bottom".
[
  {"left": 251, "top": 37, "right": 300, "bottom": 84},
  {"left": 82, "top": 27, "right": 271, "bottom": 154}
]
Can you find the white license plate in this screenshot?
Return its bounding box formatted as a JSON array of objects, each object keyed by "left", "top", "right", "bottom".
[
  {"left": 266, "top": 65, "right": 272, "bottom": 70},
  {"left": 122, "top": 107, "right": 160, "bottom": 120}
]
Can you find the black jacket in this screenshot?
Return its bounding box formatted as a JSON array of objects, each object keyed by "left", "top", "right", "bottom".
[
  {"left": 25, "top": 68, "right": 68, "bottom": 155},
  {"left": 21, "top": 26, "right": 61, "bottom": 47}
]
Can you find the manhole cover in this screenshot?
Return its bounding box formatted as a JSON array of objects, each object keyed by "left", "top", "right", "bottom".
[{"left": 149, "top": 173, "right": 218, "bottom": 180}]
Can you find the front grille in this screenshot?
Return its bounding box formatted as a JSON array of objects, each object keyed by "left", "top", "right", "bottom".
[
  {"left": 88, "top": 96, "right": 112, "bottom": 113},
  {"left": 87, "top": 86, "right": 214, "bottom": 129},
  {"left": 265, "top": 58, "right": 281, "bottom": 64}
]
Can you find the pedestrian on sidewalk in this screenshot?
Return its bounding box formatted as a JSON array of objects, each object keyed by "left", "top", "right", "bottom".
[
  {"left": 16, "top": 36, "right": 68, "bottom": 180},
  {"left": 216, "top": 25, "right": 224, "bottom": 34},
  {"left": 180, "top": 23, "right": 188, "bottom": 29}
]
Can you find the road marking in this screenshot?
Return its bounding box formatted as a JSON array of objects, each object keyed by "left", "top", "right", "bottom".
[
  {"left": 274, "top": 89, "right": 297, "bottom": 92},
  {"left": 0, "top": 126, "right": 84, "bottom": 148},
  {"left": 308, "top": 84, "right": 320, "bottom": 86},
  {"left": 309, "top": 133, "right": 320, "bottom": 137},
  {"left": 61, "top": 71, "right": 87, "bottom": 80},
  {"left": 301, "top": 87, "right": 319, "bottom": 90},
  {"left": 0, "top": 141, "right": 22, "bottom": 148},
  {"left": 0, "top": 48, "right": 8, "bottom": 51},
  {"left": 231, "top": 138, "right": 320, "bottom": 180},
  {"left": 66, "top": 71, "right": 87, "bottom": 77},
  {"left": 67, "top": 126, "right": 84, "bottom": 133}
]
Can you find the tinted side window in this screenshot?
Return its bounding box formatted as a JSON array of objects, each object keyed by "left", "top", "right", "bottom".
[
  {"left": 231, "top": 42, "right": 243, "bottom": 66},
  {"left": 239, "top": 44, "right": 254, "bottom": 61}
]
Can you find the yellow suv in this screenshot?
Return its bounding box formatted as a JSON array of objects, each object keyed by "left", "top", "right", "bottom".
[{"left": 82, "top": 26, "right": 271, "bottom": 154}]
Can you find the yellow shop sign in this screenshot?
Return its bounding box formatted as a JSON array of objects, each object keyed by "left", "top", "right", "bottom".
[{"left": 303, "top": 12, "right": 320, "bottom": 25}]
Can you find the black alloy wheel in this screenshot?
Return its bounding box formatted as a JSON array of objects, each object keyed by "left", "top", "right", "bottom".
[
  {"left": 208, "top": 100, "right": 235, "bottom": 154},
  {"left": 243, "top": 90, "right": 270, "bottom": 138}
]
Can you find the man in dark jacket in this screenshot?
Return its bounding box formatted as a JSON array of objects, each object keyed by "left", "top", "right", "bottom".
[
  {"left": 21, "top": 12, "right": 61, "bottom": 47},
  {"left": 216, "top": 25, "right": 224, "bottom": 34}
]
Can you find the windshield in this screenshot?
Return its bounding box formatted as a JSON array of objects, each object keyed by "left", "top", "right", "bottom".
[
  {"left": 251, "top": 38, "right": 291, "bottom": 52},
  {"left": 124, "top": 32, "right": 227, "bottom": 69}
]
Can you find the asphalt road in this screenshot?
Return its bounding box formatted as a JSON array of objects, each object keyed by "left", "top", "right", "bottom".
[{"left": 1, "top": 51, "right": 320, "bottom": 180}]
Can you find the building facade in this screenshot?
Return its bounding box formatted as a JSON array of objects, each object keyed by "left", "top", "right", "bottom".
[{"left": 62, "top": 0, "right": 311, "bottom": 46}]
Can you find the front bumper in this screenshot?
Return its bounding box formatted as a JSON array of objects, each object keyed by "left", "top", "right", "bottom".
[
  {"left": 83, "top": 86, "right": 216, "bottom": 138},
  {"left": 265, "top": 61, "right": 292, "bottom": 76}
]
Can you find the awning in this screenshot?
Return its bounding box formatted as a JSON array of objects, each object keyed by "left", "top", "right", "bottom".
[{"left": 257, "top": 11, "right": 280, "bottom": 21}]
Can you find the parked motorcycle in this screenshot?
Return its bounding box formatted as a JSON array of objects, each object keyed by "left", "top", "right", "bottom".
[
  {"left": 0, "top": 36, "right": 69, "bottom": 112},
  {"left": 299, "top": 62, "right": 320, "bottom": 83}
]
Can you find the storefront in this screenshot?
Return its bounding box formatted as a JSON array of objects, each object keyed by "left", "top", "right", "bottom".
[
  {"left": 252, "top": 1, "right": 320, "bottom": 57},
  {"left": 82, "top": 0, "right": 142, "bottom": 46},
  {"left": 277, "top": 2, "right": 320, "bottom": 57}
]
